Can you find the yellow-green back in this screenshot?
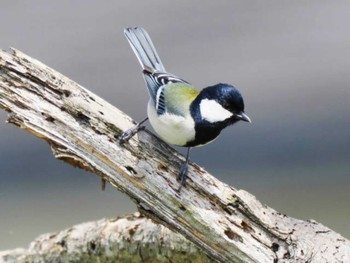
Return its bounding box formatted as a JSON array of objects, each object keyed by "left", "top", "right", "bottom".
[{"left": 163, "top": 83, "right": 200, "bottom": 116}]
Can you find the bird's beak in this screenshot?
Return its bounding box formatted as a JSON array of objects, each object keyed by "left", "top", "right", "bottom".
[{"left": 237, "top": 112, "right": 251, "bottom": 123}]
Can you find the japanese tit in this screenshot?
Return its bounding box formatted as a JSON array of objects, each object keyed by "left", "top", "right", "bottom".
[{"left": 120, "top": 27, "right": 251, "bottom": 191}]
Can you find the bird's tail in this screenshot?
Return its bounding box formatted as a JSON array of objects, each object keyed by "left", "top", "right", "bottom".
[{"left": 124, "top": 27, "right": 165, "bottom": 72}]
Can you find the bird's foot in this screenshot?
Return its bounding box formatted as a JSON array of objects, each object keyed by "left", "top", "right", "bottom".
[
  {"left": 177, "top": 162, "right": 188, "bottom": 192},
  {"left": 119, "top": 124, "right": 145, "bottom": 145}
]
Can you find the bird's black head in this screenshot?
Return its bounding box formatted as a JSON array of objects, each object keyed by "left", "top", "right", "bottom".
[
  {"left": 188, "top": 83, "right": 250, "bottom": 147},
  {"left": 196, "top": 83, "right": 251, "bottom": 124}
]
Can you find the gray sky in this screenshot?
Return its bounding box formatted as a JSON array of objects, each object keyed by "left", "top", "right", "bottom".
[{"left": 1, "top": 1, "right": 350, "bottom": 249}]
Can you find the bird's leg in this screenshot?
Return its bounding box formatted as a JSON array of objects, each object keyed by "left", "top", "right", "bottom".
[
  {"left": 119, "top": 117, "right": 148, "bottom": 144},
  {"left": 101, "top": 178, "right": 106, "bottom": 191},
  {"left": 177, "top": 147, "right": 191, "bottom": 192}
]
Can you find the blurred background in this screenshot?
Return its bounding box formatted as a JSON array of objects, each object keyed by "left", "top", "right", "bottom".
[{"left": 0, "top": 1, "right": 349, "bottom": 250}]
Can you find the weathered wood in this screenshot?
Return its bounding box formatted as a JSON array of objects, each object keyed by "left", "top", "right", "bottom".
[
  {"left": 1, "top": 48, "right": 350, "bottom": 262},
  {"left": 0, "top": 213, "right": 211, "bottom": 263}
]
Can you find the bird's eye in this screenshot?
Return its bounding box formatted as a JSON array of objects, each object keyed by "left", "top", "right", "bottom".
[{"left": 222, "top": 102, "right": 231, "bottom": 111}]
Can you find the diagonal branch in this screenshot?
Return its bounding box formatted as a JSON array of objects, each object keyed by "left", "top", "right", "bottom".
[{"left": 1, "top": 48, "right": 349, "bottom": 262}]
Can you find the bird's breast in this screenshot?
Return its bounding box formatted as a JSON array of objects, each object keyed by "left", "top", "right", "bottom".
[{"left": 147, "top": 101, "right": 196, "bottom": 146}]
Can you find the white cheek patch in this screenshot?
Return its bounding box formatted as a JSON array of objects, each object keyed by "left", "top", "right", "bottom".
[{"left": 200, "top": 99, "right": 233, "bottom": 123}]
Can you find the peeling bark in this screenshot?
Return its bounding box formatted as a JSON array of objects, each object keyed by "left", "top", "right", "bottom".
[{"left": 1, "top": 48, "right": 350, "bottom": 262}]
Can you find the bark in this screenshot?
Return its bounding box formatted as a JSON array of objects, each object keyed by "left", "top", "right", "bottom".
[
  {"left": 0, "top": 48, "right": 350, "bottom": 262},
  {"left": 0, "top": 213, "right": 211, "bottom": 263}
]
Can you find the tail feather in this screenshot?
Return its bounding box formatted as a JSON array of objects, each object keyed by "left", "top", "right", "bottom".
[{"left": 124, "top": 27, "right": 165, "bottom": 72}]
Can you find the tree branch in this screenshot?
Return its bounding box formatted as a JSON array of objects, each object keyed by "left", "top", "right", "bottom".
[
  {"left": 1, "top": 48, "right": 349, "bottom": 262},
  {"left": 0, "top": 213, "right": 211, "bottom": 263}
]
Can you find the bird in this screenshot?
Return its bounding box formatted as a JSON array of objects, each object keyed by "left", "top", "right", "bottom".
[{"left": 120, "top": 27, "right": 251, "bottom": 191}]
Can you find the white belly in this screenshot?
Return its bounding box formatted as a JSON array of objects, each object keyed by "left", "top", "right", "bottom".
[{"left": 147, "top": 101, "right": 195, "bottom": 146}]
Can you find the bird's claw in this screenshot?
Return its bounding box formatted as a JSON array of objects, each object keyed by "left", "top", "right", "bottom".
[{"left": 119, "top": 125, "right": 145, "bottom": 145}]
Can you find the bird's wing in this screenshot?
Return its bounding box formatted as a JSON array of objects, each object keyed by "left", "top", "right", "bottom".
[
  {"left": 156, "top": 81, "right": 199, "bottom": 117},
  {"left": 143, "top": 70, "right": 192, "bottom": 115}
]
